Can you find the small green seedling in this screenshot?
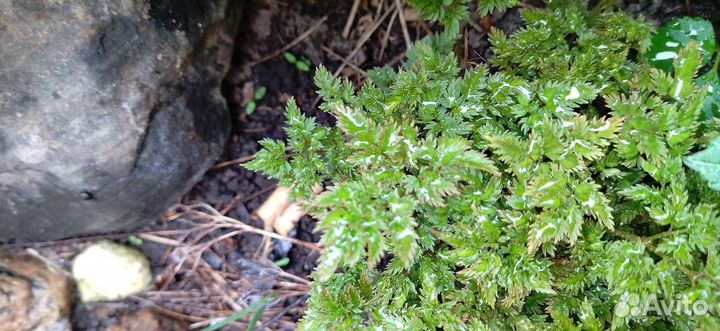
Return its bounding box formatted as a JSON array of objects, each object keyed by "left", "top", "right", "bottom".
[
  {"left": 284, "top": 51, "right": 313, "bottom": 72},
  {"left": 127, "top": 235, "right": 143, "bottom": 246},
  {"left": 296, "top": 57, "right": 312, "bottom": 72},
  {"left": 246, "top": 86, "right": 268, "bottom": 115},
  {"left": 254, "top": 86, "right": 267, "bottom": 100},
  {"left": 274, "top": 257, "right": 290, "bottom": 267},
  {"left": 284, "top": 51, "right": 298, "bottom": 63},
  {"left": 246, "top": 101, "right": 256, "bottom": 115}
]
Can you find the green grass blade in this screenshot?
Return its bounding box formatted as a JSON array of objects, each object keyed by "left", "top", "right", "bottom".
[
  {"left": 202, "top": 296, "right": 274, "bottom": 331},
  {"left": 246, "top": 298, "right": 272, "bottom": 331}
]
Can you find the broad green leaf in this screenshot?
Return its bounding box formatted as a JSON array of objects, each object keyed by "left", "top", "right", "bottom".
[
  {"left": 685, "top": 138, "right": 720, "bottom": 191},
  {"left": 646, "top": 17, "right": 716, "bottom": 72},
  {"left": 697, "top": 70, "right": 720, "bottom": 122}
]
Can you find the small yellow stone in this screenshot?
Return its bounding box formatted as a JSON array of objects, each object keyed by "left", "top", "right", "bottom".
[{"left": 72, "top": 240, "right": 152, "bottom": 303}]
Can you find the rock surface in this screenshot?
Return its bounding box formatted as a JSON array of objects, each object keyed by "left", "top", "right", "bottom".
[
  {"left": 0, "top": 250, "right": 72, "bottom": 331},
  {"left": 0, "top": 0, "right": 242, "bottom": 240}
]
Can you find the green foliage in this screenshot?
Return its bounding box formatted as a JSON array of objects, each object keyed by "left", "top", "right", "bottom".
[
  {"left": 246, "top": 101, "right": 257, "bottom": 115},
  {"left": 477, "top": 0, "right": 518, "bottom": 16},
  {"left": 296, "top": 60, "right": 312, "bottom": 72},
  {"left": 247, "top": 2, "right": 720, "bottom": 330},
  {"left": 127, "top": 235, "right": 143, "bottom": 247},
  {"left": 685, "top": 138, "right": 720, "bottom": 191},
  {"left": 646, "top": 17, "right": 716, "bottom": 73},
  {"left": 405, "top": 0, "right": 517, "bottom": 36},
  {"left": 490, "top": 0, "right": 652, "bottom": 86},
  {"left": 284, "top": 51, "right": 313, "bottom": 72},
  {"left": 404, "top": 0, "right": 469, "bottom": 37},
  {"left": 646, "top": 17, "right": 719, "bottom": 126},
  {"left": 698, "top": 67, "right": 720, "bottom": 122},
  {"left": 275, "top": 257, "right": 290, "bottom": 267},
  {"left": 202, "top": 297, "right": 274, "bottom": 331},
  {"left": 246, "top": 86, "right": 268, "bottom": 115},
  {"left": 284, "top": 51, "right": 298, "bottom": 63},
  {"left": 254, "top": 86, "right": 267, "bottom": 100}
]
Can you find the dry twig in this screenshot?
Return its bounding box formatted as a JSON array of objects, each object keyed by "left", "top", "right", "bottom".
[
  {"left": 212, "top": 154, "right": 256, "bottom": 170},
  {"left": 220, "top": 184, "right": 277, "bottom": 215},
  {"left": 394, "top": 0, "right": 412, "bottom": 50},
  {"left": 135, "top": 201, "right": 318, "bottom": 330},
  {"left": 342, "top": 0, "right": 363, "bottom": 39},
  {"left": 247, "top": 16, "right": 328, "bottom": 67},
  {"left": 379, "top": 8, "right": 399, "bottom": 60},
  {"left": 332, "top": 2, "right": 397, "bottom": 78},
  {"left": 165, "top": 203, "right": 322, "bottom": 252},
  {"left": 321, "top": 45, "right": 367, "bottom": 76}
]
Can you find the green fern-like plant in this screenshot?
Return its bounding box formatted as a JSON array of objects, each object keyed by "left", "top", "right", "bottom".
[
  {"left": 247, "top": 1, "right": 720, "bottom": 330},
  {"left": 405, "top": 0, "right": 518, "bottom": 36}
]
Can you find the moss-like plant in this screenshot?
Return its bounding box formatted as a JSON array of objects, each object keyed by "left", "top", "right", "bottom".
[
  {"left": 405, "top": 0, "right": 518, "bottom": 37},
  {"left": 247, "top": 1, "right": 720, "bottom": 329}
]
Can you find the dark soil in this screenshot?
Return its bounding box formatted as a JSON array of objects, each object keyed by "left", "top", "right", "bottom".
[{"left": 623, "top": 0, "right": 720, "bottom": 30}]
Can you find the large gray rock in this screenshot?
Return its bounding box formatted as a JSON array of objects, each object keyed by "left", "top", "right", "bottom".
[{"left": 0, "top": 0, "right": 242, "bottom": 241}]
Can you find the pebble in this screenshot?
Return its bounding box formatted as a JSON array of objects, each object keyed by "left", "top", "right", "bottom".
[{"left": 72, "top": 241, "right": 152, "bottom": 303}]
